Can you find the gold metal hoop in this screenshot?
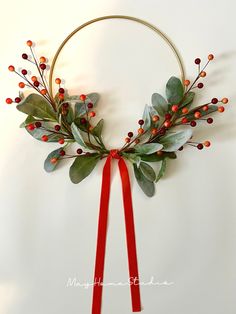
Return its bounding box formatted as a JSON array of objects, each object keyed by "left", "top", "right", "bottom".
[{"left": 49, "top": 15, "right": 185, "bottom": 98}]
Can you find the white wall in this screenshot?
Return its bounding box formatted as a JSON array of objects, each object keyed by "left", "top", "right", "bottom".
[{"left": 0, "top": 0, "right": 236, "bottom": 313}]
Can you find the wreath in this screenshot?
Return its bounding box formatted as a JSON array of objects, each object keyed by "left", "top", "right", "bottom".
[
  {"left": 5, "top": 16, "right": 229, "bottom": 314},
  {"left": 6, "top": 42, "right": 227, "bottom": 197}
]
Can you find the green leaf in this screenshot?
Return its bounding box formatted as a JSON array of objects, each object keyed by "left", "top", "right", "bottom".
[
  {"left": 142, "top": 104, "right": 151, "bottom": 131},
  {"left": 66, "top": 105, "right": 74, "bottom": 125},
  {"left": 135, "top": 143, "right": 163, "bottom": 155},
  {"left": 75, "top": 93, "right": 100, "bottom": 117},
  {"left": 17, "top": 94, "right": 56, "bottom": 120},
  {"left": 19, "top": 115, "right": 38, "bottom": 128},
  {"left": 159, "top": 128, "right": 192, "bottom": 152},
  {"left": 156, "top": 158, "right": 167, "bottom": 182},
  {"left": 44, "top": 148, "right": 63, "bottom": 172},
  {"left": 186, "top": 105, "right": 218, "bottom": 121},
  {"left": 180, "top": 92, "right": 195, "bottom": 108},
  {"left": 25, "top": 122, "right": 61, "bottom": 142},
  {"left": 151, "top": 93, "right": 169, "bottom": 117},
  {"left": 139, "top": 162, "right": 156, "bottom": 182},
  {"left": 69, "top": 154, "right": 100, "bottom": 184},
  {"left": 166, "top": 76, "right": 184, "bottom": 104},
  {"left": 122, "top": 153, "right": 141, "bottom": 166},
  {"left": 71, "top": 122, "right": 87, "bottom": 148},
  {"left": 140, "top": 152, "right": 176, "bottom": 162},
  {"left": 91, "top": 119, "right": 104, "bottom": 137},
  {"left": 133, "top": 164, "right": 155, "bottom": 197}
]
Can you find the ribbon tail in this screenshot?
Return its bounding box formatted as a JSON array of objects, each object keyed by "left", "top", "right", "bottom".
[
  {"left": 92, "top": 156, "right": 112, "bottom": 314},
  {"left": 118, "top": 158, "right": 142, "bottom": 312}
]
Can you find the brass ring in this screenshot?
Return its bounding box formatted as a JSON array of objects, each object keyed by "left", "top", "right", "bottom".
[{"left": 49, "top": 15, "right": 185, "bottom": 98}]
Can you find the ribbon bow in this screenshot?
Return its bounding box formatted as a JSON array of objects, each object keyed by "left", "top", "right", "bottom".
[{"left": 92, "top": 150, "right": 142, "bottom": 313}]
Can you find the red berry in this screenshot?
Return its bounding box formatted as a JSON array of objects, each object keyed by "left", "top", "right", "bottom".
[
  {"left": 164, "top": 120, "right": 172, "bottom": 128},
  {"left": 89, "top": 111, "right": 96, "bottom": 118},
  {"left": 42, "top": 135, "right": 49, "bottom": 142},
  {"left": 62, "top": 103, "right": 69, "bottom": 109},
  {"left": 190, "top": 121, "right": 197, "bottom": 127},
  {"left": 26, "top": 40, "right": 33, "bottom": 47},
  {"left": 59, "top": 150, "right": 65, "bottom": 156},
  {"left": 55, "top": 78, "right": 61, "bottom": 84},
  {"left": 80, "top": 118, "right": 87, "bottom": 124},
  {"left": 204, "top": 141, "right": 211, "bottom": 147},
  {"left": 21, "top": 69, "right": 27, "bottom": 75},
  {"left": 54, "top": 125, "right": 61, "bottom": 131},
  {"left": 171, "top": 104, "right": 179, "bottom": 112},
  {"left": 138, "top": 119, "right": 144, "bottom": 125},
  {"left": 35, "top": 121, "right": 42, "bottom": 128},
  {"left": 202, "top": 105, "right": 209, "bottom": 111},
  {"left": 208, "top": 54, "right": 214, "bottom": 61},
  {"left": 182, "top": 107, "right": 188, "bottom": 114},
  {"left": 159, "top": 127, "right": 166, "bottom": 136},
  {"left": 221, "top": 98, "right": 228, "bottom": 104},
  {"left": 197, "top": 83, "right": 204, "bottom": 89},
  {"left": 138, "top": 128, "right": 144, "bottom": 134},
  {"left": 165, "top": 113, "right": 172, "bottom": 120},
  {"left": 87, "top": 102, "right": 93, "bottom": 109},
  {"left": 80, "top": 94, "right": 86, "bottom": 101},
  {"left": 211, "top": 98, "right": 218, "bottom": 104},
  {"left": 58, "top": 138, "right": 65, "bottom": 145},
  {"left": 77, "top": 148, "right": 83, "bottom": 154},
  {"left": 218, "top": 106, "right": 225, "bottom": 113},
  {"left": 125, "top": 137, "right": 131, "bottom": 143},
  {"left": 128, "top": 132, "right": 133, "bottom": 138},
  {"left": 6, "top": 98, "right": 13, "bottom": 104},
  {"left": 58, "top": 93, "right": 64, "bottom": 100},
  {"left": 27, "top": 123, "right": 35, "bottom": 131},
  {"left": 151, "top": 128, "right": 158, "bottom": 135},
  {"left": 22, "top": 53, "right": 28, "bottom": 59},
  {"left": 207, "top": 118, "right": 213, "bottom": 124},
  {"left": 19, "top": 82, "right": 25, "bottom": 88},
  {"left": 50, "top": 157, "right": 58, "bottom": 164},
  {"left": 197, "top": 143, "right": 204, "bottom": 150},
  {"left": 58, "top": 87, "right": 65, "bottom": 94},
  {"left": 194, "top": 111, "right": 201, "bottom": 119},
  {"left": 182, "top": 117, "right": 188, "bottom": 124},
  {"left": 195, "top": 58, "right": 201, "bottom": 64},
  {"left": 8, "top": 65, "right": 15, "bottom": 72},
  {"left": 34, "top": 81, "right": 40, "bottom": 87},
  {"left": 152, "top": 115, "right": 159, "bottom": 122},
  {"left": 15, "top": 97, "right": 21, "bottom": 103},
  {"left": 40, "top": 63, "right": 46, "bottom": 70}
]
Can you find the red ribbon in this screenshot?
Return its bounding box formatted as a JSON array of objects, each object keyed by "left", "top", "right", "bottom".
[{"left": 92, "top": 150, "right": 141, "bottom": 313}]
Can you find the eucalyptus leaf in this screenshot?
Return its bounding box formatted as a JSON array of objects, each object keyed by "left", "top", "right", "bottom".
[
  {"left": 75, "top": 93, "right": 100, "bottom": 117},
  {"left": 156, "top": 158, "right": 167, "bottom": 182},
  {"left": 133, "top": 164, "right": 155, "bottom": 197},
  {"left": 69, "top": 154, "right": 100, "bottom": 184},
  {"left": 135, "top": 143, "right": 163, "bottom": 155},
  {"left": 44, "top": 148, "right": 63, "bottom": 172},
  {"left": 20, "top": 115, "right": 38, "bottom": 128},
  {"left": 159, "top": 128, "right": 192, "bottom": 152},
  {"left": 17, "top": 94, "right": 56, "bottom": 120},
  {"left": 139, "top": 162, "right": 156, "bottom": 182},
  {"left": 180, "top": 91, "right": 195, "bottom": 108},
  {"left": 91, "top": 119, "right": 104, "bottom": 137},
  {"left": 71, "top": 122, "right": 87, "bottom": 148},
  {"left": 151, "top": 93, "right": 169, "bottom": 117},
  {"left": 186, "top": 105, "right": 218, "bottom": 121},
  {"left": 142, "top": 104, "right": 151, "bottom": 131},
  {"left": 166, "top": 76, "right": 184, "bottom": 104},
  {"left": 122, "top": 153, "right": 141, "bottom": 166},
  {"left": 25, "top": 122, "right": 61, "bottom": 142},
  {"left": 140, "top": 152, "right": 176, "bottom": 162}
]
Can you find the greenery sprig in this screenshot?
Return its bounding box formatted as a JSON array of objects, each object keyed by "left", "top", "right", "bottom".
[{"left": 6, "top": 41, "right": 229, "bottom": 197}]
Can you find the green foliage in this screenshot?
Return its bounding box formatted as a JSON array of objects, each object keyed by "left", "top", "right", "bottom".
[
  {"left": 156, "top": 158, "right": 167, "bottom": 182},
  {"left": 140, "top": 152, "right": 176, "bottom": 162},
  {"left": 25, "top": 122, "right": 61, "bottom": 142},
  {"left": 17, "top": 94, "right": 56, "bottom": 120},
  {"left": 19, "top": 115, "right": 38, "bottom": 128},
  {"left": 142, "top": 104, "right": 151, "bottom": 131},
  {"left": 159, "top": 128, "right": 192, "bottom": 152},
  {"left": 91, "top": 119, "right": 104, "bottom": 137},
  {"left": 166, "top": 76, "right": 184, "bottom": 104},
  {"left": 133, "top": 164, "right": 155, "bottom": 197},
  {"left": 44, "top": 148, "right": 63, "bottom": 172},
  {"left": 151, "top": 93, "right": 169, "bottom": 117},
  {"left": 69, "top": 154, "right": 100, "bottom": 184},
  {"left": 139, "top": 162, "right": 156, "bottom": 182},
  {"left": 135, "top": 143, "right": 163, "bottom": 155},
  {"left": 122, "top": 153, "right": 141, "bottom": 166},
  {"left": 71, "top": 123, "right": 87, "bottom": 148},
  {"left": 180, "top": 91, "right": 195, "bottom": 108}
]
